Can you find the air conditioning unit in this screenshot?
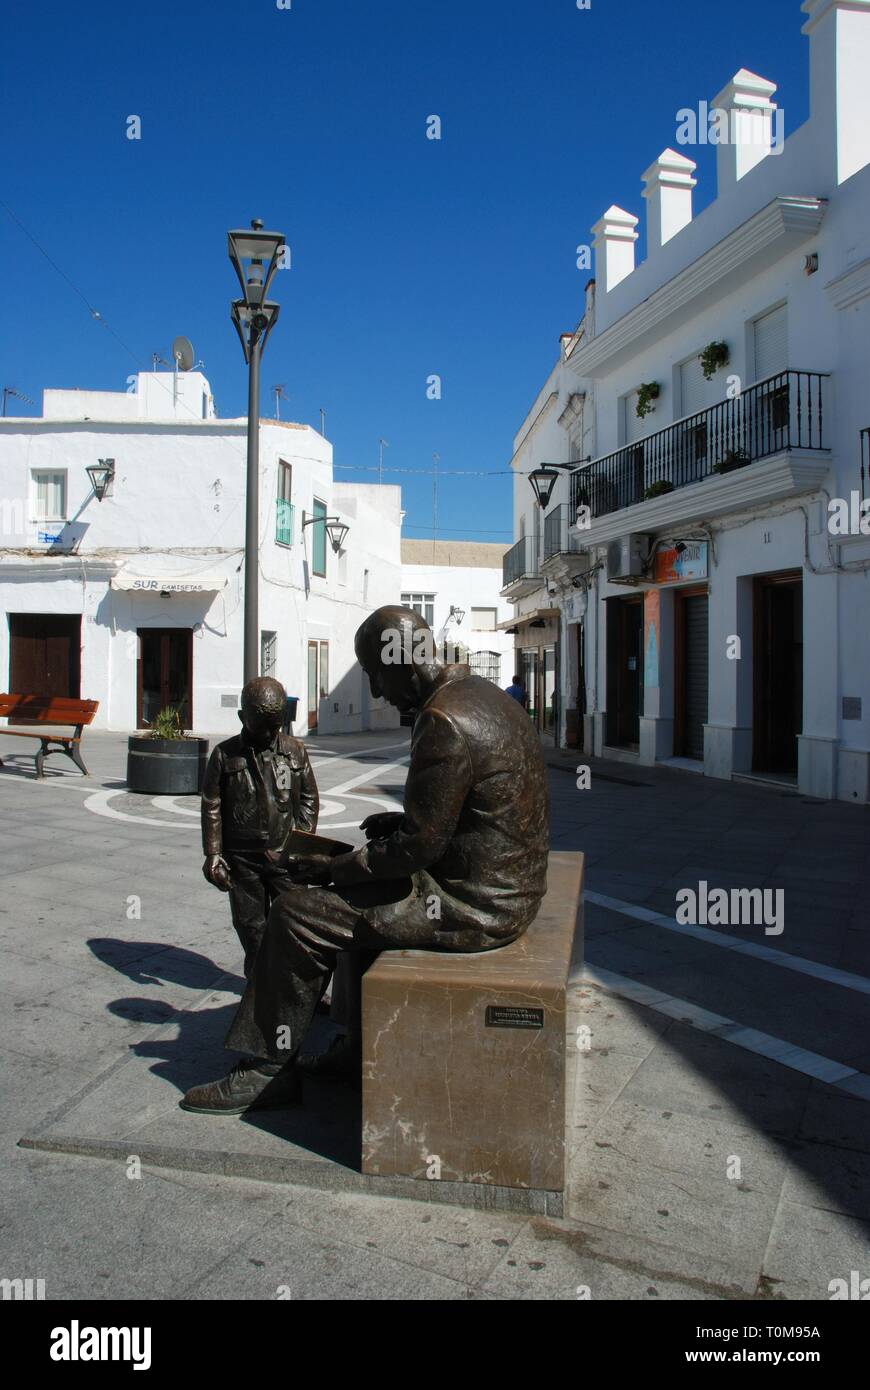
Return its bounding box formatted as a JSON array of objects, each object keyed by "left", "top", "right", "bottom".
[{"left": 606, "top": 533, "right": 649, "bottom": 582}]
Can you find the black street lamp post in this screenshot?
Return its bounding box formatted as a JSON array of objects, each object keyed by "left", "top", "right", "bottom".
[{"left": 227, "top": 218, "right": 286, "bottom": 684}]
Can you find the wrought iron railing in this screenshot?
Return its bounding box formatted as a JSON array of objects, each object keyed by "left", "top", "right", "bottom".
[
  {"left": 570, "top": 371, "right": 829, "bottom": 521},
  {"left": 502, "top": 533, "right": 540, "bottom": 587},
  {"left": 275, "top": 497, "right": 294, "bottom": 546},
  {"left": 543, "top": 503, "right": 582, "bottom": 560},
  {"left": 861, "top": 427, "right": 870, "bottom": 504}
]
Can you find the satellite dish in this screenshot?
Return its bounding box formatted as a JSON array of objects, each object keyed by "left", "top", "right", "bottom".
[{"left": 171, "top": 336, "right": 195, "bottom": 372}]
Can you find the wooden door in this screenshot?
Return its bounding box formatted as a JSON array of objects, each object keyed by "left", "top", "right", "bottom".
[
  {"left": 606, "top": 596, "right": 643, "bottom": 747},
  {"left": 674, "top": 588, "right": 709, "bottom": 759},
  {"left": 9, "top": 614, "right": 81, "bottom": 697},
  {"left": 753, "top": 573, "right": 803, "bottom": 775},
  {"left": 137, "top": 629, "right": 193, "bottom": 728}
]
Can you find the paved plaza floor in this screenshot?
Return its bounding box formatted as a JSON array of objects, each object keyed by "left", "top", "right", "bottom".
[{"left": 0, "top": 728, "right": 868, "bottom": 1300}]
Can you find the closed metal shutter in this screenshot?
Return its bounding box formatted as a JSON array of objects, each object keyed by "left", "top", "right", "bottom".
[
  {"left": 684, "top": 595, "right": 709, "bottom": 759},
  {"left": 753, "top": 304, "right": 788, "bottom": 382},
  {"left": 680, "top": 353, "right": 709, "bottom": 418}
]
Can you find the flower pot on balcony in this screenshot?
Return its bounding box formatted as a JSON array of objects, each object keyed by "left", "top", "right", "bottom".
[
  {"left": 713, "top": 449, "right": 751, "bottom": 475},
  {"left": 643, "top": 479, "right": 674, "bottom": 500}
]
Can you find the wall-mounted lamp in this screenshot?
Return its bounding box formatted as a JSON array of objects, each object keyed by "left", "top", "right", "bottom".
[
  {"left": 86, "top": 458, "right": 115, "bottom": 501},
  {"left": 301, "top": 513, "right": 350, "bottom": 554},
  {"left": 449, "top": 605, "right": 465, "bottom": 625},
  {"left": 528, "top": 459, "right": 592, "bottom": 509}
]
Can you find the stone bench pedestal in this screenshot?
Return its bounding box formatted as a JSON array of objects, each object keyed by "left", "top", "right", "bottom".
[{"left": 361, "top": 851, "right": 584, "bottom": 1199}]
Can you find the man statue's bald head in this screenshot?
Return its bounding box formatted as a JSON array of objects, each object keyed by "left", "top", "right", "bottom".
[{"left": 354, "top": 605, "right": 441, "bottom": 715}]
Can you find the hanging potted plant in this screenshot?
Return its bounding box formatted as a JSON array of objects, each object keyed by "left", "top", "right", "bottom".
[
  {"left": 700, "top": 341, "right": 729, "bottom": 380},
  {"left": 126, "top": 706, "right": 209, "bottom": 795},
  {"left": 636, "top": 382, "right": 660, "bottom": 419},
  {"left": 643, "top": 479, "right": 674, "bottom": 500}
]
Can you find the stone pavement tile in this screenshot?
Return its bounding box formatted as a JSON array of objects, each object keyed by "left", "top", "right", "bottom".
[
  {"left": 612, "top": 1022, "right": 811, "bottom": 1134},
  {"left": 779, "top": 1142, "right": 870, "bottom": 1221},
  {"left": 584, "top": 908, "right": 648, "bottom": 940},
  {"left": 565, "top": 1131, "right": 781, "bottom": 1272},
  {"left": 0, "top": 998, "right": 167, "bottom": 1068},
  {"left": 760, "top": 1200, "right": 870, "bottom": 1300},
  {"left": 836, "top": 930, "right": 870, "bottom": 975},
  {"left": 178, "top": 1212, "right": 479, "bottom": 1301},
  {"left": 798, "top": 1086, "right": 870, "bottom": 1153},
  {"left": 585, "top": 932, "right": 870, "bottom": 1068},
  {"left": 570, "top": 981, "right": 670, "bottom": 1058},
  {"left": 0, "top": 1051, "right": 105, "bottom": 1144},
  {"left": 574, "top": 1051, "right": 649, "bottom": 1136},
  {"left": 571, "top": 1097, "right": 789, "bottom": 1197},
  {"left": 0, "top": 1151, "right": 285, "bottom": 1301},
  {"left": 250, "top": 1182, "right": 527, "bottom": 1289},
  {"left": 584, "top": 872, "right": 665, "bottom": 903},
  {"left": 480, "top": 1217, "right": 756, "bottom": 1301}
]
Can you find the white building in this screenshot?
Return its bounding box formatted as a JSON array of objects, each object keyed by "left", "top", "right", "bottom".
[
  {"left": 400, "top": 539, "right": 515, "bottom": 689},
  {"left": 504, "top": 0, "right": 870, "bottom": 802},
  {"left": 0, "top": 369, "right": 401, "bottom": 736}
]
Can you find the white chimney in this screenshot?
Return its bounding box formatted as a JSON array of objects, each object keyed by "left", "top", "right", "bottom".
[
  {"left": 641, "top": 148, "right": 698, "bottom": 248},
  {"left": 591, "top": 206, "right": 639, "bottom": 292},
  {"left": 802, "top": 0, "right": 870, "bottom": 185},
  {"left": 711, "top": 69, "right": 778, "bottom": 188}
]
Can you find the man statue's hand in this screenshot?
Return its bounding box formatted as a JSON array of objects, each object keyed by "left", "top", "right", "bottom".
[
  {"left": 203, "top": 854, "right": 232, "bottom": 891},
  {"left": 288, "top": 854, "right": 334, "bottom": 887},
  {"left": 359, "top": 811, "right": 403, "bottom": 841}
]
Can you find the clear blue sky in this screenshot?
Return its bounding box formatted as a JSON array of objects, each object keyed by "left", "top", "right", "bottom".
[{"left": 2, "top": 0, "right": 810, "bottom": 542}]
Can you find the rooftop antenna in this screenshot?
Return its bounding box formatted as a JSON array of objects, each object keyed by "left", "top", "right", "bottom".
[
  {"left": 273, "top": 384, "right": 289, "bottom": 420},
  {"left": 152, "top": 353, "right": 171, "bottom": 370},
  {"left": 319, "top": 407, "right": 326, "bottom": 437},
  {"left": 2, "top": 386, "right": 35, "bottom": 416},
  {"left": 432, "top": 451, "right": 440, "bottom": 545},
  {"left": 378, "top": 437, "right": 389, "bottom": 484},
  {"left": 170, "top": 335, "right": 195, "bottom": 408}
]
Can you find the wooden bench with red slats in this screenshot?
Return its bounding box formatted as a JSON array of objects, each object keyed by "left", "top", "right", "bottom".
[{"left": 0, "top": 695, "right": 99, "bottom": 778}]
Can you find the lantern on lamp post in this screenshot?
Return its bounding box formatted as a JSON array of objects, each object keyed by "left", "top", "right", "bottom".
[{"left": 227, "top": 219, "right": 286, "bottom": 683}]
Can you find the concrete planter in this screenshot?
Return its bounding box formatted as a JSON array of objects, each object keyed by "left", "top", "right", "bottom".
[{"left": 126, "top": 736, "right": 209, "bottom": 795}]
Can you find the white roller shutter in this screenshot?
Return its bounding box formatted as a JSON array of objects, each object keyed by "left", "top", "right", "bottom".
[
  {"left": 754, "top": 305, "right": 788, "bottom": 382},
  {"left": 680, "top": 354, "right": 709, "bottom": 418}
]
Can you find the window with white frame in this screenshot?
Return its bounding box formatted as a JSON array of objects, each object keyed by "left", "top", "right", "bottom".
[
  {"left": 469, "top": 651, "right": 501, "bottom": 684},
  {"left": 471, "top": 607, "right": 497, "bottom": 630},
  {"left": 401, "top": 592, "right": 435, "bottom": 626},
  {"left": 32, "top": 471, "right": 67, "bottom": 521}
]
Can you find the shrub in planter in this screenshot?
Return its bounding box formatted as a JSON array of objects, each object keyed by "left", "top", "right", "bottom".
[
  {"left": 636, "top": 382, "right": 660, "bottom": 418},
  {"left": 644, "top": 479, "right": 674, "bottom": 500},
  {"left": 700, "top": 341, "right": 729, "bottom": 380},
  {"left": 126, "top": 705, "right": 209, "bottom": 795},
  {"left": 713, "top": 447, "right": 751, "bottom": 474}
]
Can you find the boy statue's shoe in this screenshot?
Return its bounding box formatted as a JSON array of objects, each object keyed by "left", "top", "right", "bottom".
[{"left": 180, "top": 1058, "right": 302, "bottom": 1115}]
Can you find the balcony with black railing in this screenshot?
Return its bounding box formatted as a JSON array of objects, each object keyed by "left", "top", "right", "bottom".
[
  {"left": 570, "top": 371, "right": 829, "bottom": 522},
  {"left": 543, "top": 503, "right": 583, "bottom": 562},
  {"left": 502, "top": 533, "right": 540, "bottom": 591}
]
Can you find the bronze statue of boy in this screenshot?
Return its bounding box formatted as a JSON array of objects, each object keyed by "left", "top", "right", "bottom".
[{"left": 200, "top": 676, "right": 319, "bottom": 978}]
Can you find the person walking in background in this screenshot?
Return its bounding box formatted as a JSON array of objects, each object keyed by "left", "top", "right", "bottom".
[{"left": 504, "top": 672, "right": 527, "bottom": 709}]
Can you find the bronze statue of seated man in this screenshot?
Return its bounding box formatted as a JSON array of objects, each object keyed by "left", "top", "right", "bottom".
[{"left": 181, "top": 605, "right": 549, "bottom": 1115}]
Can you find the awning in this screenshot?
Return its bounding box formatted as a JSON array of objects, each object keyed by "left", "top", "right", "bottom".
[
  {"left": 497, "top": 606, "right": 560, "bottom": 631},
  {"left": 111, "top": 568, "right": 229, "bottom": 594}
]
